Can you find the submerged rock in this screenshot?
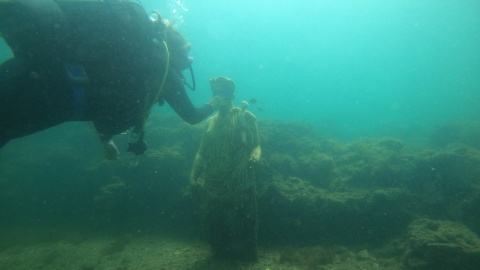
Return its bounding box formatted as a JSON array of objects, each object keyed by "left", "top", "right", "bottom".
[
  {"left": 258, "top": 176, "right": 413, "bottom": 246},
  {"left": 403, "top": 218, "right": 480, "bottom": 270}
]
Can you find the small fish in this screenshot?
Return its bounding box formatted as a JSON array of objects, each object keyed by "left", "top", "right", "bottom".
[
  {"left": 256, "top": 106, "right": 263, "bottom": 112},
  {"left": 249, "top": 98, "right": 257, "bottom": 104}
]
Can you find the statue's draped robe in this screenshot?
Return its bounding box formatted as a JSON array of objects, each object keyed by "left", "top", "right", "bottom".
[{"left": 198, "top": 108, "right": 260, "bottom": 261}]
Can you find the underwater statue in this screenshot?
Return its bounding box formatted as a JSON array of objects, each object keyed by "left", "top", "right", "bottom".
[{"left": 190, "top": 76, "right": 261, "bottom": 261}]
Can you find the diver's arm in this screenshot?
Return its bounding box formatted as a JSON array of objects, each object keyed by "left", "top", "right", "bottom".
[
  {"left": 99, "top": 134, "right": 120, "bottom": 160},
  {"left": 163, "top": 71, "right": 214, "bottom": 125}
]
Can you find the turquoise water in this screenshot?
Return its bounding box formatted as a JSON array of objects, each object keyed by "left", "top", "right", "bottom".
[
  {"left": 151, "top": 0, "right": 480, "bottom": 141},
  {"left": 1, "top": 0, "right": 479, "bottom": 141},
  {"left": 1, "top": 2, "right": 480, "bottom": 268}
]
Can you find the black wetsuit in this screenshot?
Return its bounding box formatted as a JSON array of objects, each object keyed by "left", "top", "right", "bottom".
[{"left": 0, "top": 0, "right": 213, "bottom": 148}]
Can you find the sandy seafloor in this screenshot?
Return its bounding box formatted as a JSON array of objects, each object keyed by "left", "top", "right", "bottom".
[
  {"left": 0, "top": 226, "right": 400, "bottom": 270},
  {"left": 2, "top": 118, "right": 480, "bottom": 270}
]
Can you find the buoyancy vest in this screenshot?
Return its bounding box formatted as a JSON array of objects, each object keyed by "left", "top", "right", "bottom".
[{"left": 0, "top": 0, "right": 169, "bottom": 139}]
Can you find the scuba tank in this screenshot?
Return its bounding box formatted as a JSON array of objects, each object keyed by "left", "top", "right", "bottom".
[{"left": 0, "top": 0, "right": 69, "bottom": 60}]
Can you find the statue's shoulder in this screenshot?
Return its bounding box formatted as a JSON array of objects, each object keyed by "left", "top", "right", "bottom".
[{"left": 239, "top": 110, "right": 256, "bottom": 124}]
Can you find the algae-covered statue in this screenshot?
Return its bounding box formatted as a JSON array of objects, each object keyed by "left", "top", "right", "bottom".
[{"left": 190, "top": 77, "right": 261, "bottom": 261}]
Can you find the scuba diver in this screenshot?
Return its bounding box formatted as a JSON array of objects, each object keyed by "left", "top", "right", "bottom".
[
  {"left": 191, "top": 77, "right": 261, "bottom": 261},
  {"left": 0, "top": 0, "right": 228, "bottom": 159}
]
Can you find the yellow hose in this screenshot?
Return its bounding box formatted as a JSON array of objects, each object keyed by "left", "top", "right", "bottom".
[{"left": 139, "top": 40, "right": 170, "bottom": 132}]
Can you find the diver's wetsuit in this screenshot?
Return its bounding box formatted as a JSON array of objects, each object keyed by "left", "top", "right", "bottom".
[{"left": 0, "top": 0, "right": 213, "bottom": 148}]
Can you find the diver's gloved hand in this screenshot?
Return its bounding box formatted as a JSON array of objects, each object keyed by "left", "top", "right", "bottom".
[
  {"left": 103, "top": 139, "right": 120, "bottom": 160},
  {"left": 206, "top": 95, "right": 229, "bottom": 111}
]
